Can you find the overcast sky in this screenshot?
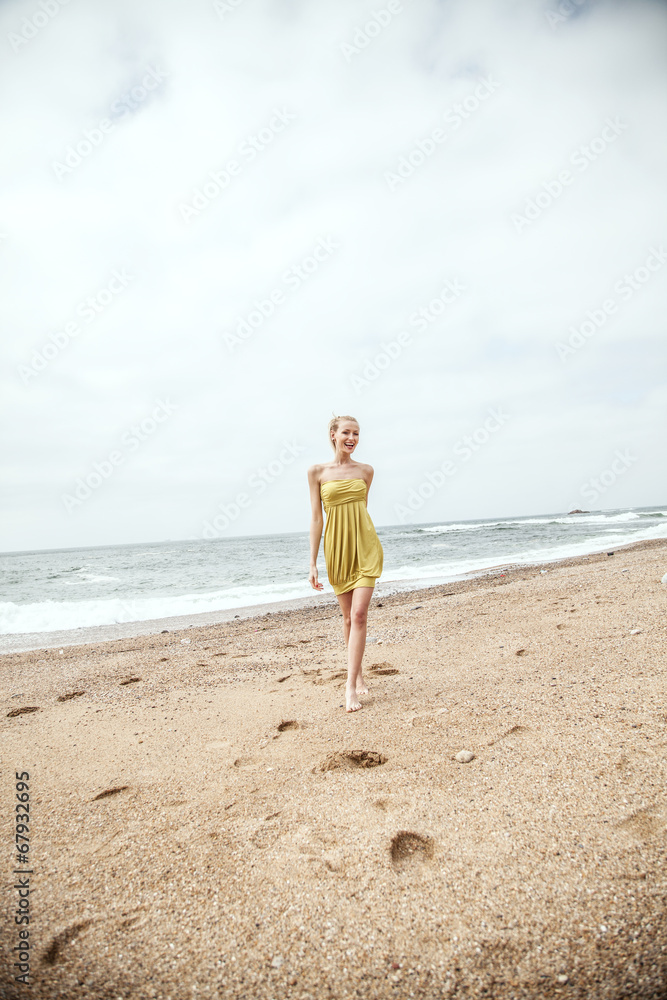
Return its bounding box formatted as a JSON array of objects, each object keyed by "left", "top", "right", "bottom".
[{"left": 1, "top": 0, "right": 666, "bottom": 552}]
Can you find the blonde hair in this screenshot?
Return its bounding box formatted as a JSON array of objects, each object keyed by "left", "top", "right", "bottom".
[{"left": 328, "top": 413, "right": 359, "bottom": 452}]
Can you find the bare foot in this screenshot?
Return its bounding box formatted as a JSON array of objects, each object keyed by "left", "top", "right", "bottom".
[
  {"left": 356, "top": 675, "right": 369, "bottom": 696},
  {"left": 345, "top": 683, "right": 362, "bottom": 712}
]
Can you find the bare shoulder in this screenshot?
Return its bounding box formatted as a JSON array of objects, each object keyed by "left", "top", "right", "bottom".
[
  {"left": 307, "top": 463, "right": 326, "bottom": 482},
  {"left": 357, "top": 462, "right": 375, "bottom": 478}
]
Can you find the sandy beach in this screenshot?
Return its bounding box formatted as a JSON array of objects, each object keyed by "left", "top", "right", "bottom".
[{"left": 1, "top": 538, "right": 666, "bottom": 1000}]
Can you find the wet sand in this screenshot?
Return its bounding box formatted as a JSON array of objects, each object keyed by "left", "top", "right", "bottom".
[{"left": 1, "top": 539, "right": 666, "bottom": 999}]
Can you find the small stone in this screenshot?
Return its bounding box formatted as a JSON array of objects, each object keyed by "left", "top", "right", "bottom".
[
  {"left": 180, "top": 638, "right": 191, "bottom": 644},
  {"left": 271, "top": 956, "right": 283, "bottom": 968},
  {"left": 629, "top": 629, "right": 641, "bottom": 635},
  {"left": 661, "top": 572, "right": 667, "bottom": 584},
  {"left": 556, "top": 974, "right": 569, "bottom": 984},
  {"left": 455, "top": 750, "right": 475, "bottom": 763}
]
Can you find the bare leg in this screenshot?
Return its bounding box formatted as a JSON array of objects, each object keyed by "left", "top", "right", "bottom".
[
  {"left": 336, "top": 587, "right": 373, "bottom": 711},
  {"left": 337, "top": 591, "right": 352, "bottom": 649}
]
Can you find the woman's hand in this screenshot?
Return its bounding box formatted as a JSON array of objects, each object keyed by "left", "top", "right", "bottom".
[{"left": 309, "top": 565, "right": 324, "bottom": 591}]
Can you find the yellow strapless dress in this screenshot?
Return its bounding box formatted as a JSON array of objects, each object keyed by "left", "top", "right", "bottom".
[{"left": 320, "top": 478, "right": 383, "bottom": 596}]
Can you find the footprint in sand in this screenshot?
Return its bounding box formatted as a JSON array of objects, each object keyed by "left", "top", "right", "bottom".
[
  {"left": 369, "top": 663, "right": 400, "bottom": 676},
  {"left": 42, "top": 920, "right": 94, "bottom": 965},
  {"left": 7, "top": 706, "right": 40, "bottom": 717},
  {"left": 57, "top": 691, "right": 85, "bottom": 702},
  {"left": 390, "top": 830, "right": 435, "bottom": 869},
  {"left": 277, "top": 720, "right": 299, "bottom": 732},
  {"left": 317, "top": 750, "right": 387, "bottom": 772},
  {"left": 232, "top": 757, "right": 256, "bottom": 768},
  {"left": 615, "top": 807, "right": 666, "bottom": 840},
  {"left": 119, "top": 677, "right": 141, "bottom": 686},
  {"left": 92, "top": 786, "right": 129, "bottom": 801}
]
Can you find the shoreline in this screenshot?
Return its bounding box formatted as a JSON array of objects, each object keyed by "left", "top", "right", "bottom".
[{"left": 2, "top": 535, "right": 665, "bottom": 655}]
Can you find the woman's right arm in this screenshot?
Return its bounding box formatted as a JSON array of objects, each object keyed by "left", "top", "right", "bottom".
[{"left": 307, "top": 466, "right": 324, "bottom": 591}]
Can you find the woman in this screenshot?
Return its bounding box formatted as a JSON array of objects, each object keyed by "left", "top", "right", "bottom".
[{"left": 308, "top": 415, "right": 384, "bottom": 712}]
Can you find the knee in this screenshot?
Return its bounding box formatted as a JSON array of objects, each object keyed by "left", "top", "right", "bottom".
[
  {"left": 342, "top": 613, "right": 352, "bottom": 630},
  {"left": 351, "top": 608, "right": 368, "bottom": 628}
]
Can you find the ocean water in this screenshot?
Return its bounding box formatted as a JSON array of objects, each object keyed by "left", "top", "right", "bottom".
[{"left": 1, "top": 506, "right": 666, "bottom": 635}]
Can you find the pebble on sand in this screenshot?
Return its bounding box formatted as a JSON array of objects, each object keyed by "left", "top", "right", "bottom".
[
  {"left": 455, "top": 750, "right": 475, "bottom": 763},
  {"left": 661, "top": 572, "right": 667, "bottom": 584}
]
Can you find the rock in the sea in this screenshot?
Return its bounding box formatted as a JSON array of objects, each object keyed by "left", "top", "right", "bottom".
[
  {"left": 567, "top": 509, "right": 589, "bottom": 515},
  {"left": 455, "top": 750, "right": 475, "bottom": 763}
]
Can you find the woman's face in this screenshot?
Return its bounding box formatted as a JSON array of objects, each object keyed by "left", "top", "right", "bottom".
[{"left": 333, "top": 421, "right": 359, "bottom": 456}]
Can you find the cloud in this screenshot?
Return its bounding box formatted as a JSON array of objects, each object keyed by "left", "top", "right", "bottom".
[{"left": 1, "top": 0, "right": 666, "bottom": 549}]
